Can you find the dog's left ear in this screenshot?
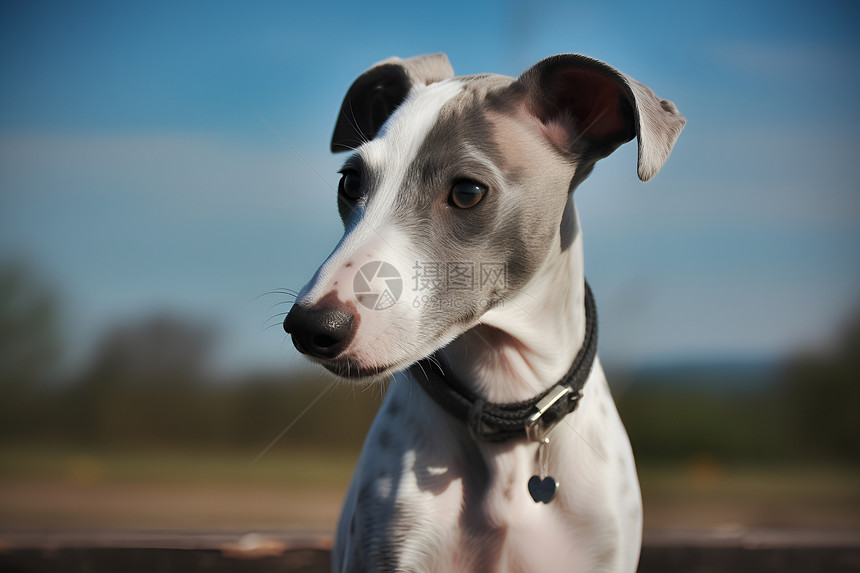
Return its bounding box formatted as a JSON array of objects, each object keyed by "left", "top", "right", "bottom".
[
  {"left": 331, "top": 53, "right": 455, "bottom": 152},
  {"left": 518, "top": 54, "right": 686, "bottom": 181}
]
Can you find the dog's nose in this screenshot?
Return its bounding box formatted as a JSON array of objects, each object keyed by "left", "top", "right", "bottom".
[{"left": 283, "top": 301, "right": 356, "bottom": 359}]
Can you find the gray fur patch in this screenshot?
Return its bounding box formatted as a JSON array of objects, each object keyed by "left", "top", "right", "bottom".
[{"left": 362, "top": 78, "right": 575, "bottom": 339}]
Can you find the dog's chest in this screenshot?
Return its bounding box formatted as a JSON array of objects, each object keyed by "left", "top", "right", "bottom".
[{"left": 342, "top": 377, "right": 621, "bottom": 572}]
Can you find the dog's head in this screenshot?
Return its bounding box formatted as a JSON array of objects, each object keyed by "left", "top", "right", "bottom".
[{"left": 284, "top": 53, "right": 685, "bottom": 380}]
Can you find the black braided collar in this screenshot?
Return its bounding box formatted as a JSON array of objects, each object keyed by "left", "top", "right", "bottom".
[{"left": 410, "top": 281, "right": 598, "bottom": 443}]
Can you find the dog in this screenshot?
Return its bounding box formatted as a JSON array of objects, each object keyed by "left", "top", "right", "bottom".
[{"left": 284, "top": 53, "right": 684, "bottom": 572}]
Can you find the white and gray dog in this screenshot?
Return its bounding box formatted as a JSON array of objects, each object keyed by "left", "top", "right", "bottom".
[{"left": 284, "top": 53, "right": 684, "bottom": 572}]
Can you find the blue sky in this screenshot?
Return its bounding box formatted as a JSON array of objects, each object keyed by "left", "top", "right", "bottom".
[{"left": 1, "top": 0, "right": 859, "bottom": 375}]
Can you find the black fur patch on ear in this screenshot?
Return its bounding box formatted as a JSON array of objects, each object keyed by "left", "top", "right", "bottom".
[{"left": 331, "top": 64, "right": 411, "bottom": 152}]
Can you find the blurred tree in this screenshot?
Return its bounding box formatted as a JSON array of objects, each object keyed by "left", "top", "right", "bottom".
[
  {"left": 784, "top": 312, "right": 860, "bottom": 459},
  {"left": 0, "top": 260, "right": 61, "bottom": 384},
  {"left": 0, "top": 260, "right": 61, "bottom": 439},
  {"left": 71, "top": 314, "right": 217, "bottom": 444},
  {"left": 85, "top": 314, "right": 214, "bottom": 384}
]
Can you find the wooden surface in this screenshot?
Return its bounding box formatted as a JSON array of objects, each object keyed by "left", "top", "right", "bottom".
[{"left": 1, "top": 529, "right": 859, "bottom": 572}]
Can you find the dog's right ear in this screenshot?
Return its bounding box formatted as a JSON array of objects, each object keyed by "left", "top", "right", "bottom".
[
  {"left": 517, "top": 54, "right": 685, "bottom": 181},
  {"left": 331, "top": 53, "right": 454, "bottom": 152}
]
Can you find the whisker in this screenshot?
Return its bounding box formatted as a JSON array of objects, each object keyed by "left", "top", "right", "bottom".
[
  {"left": 252, "top": 289, "right": 299, "bottom": 302},
  {"left": 267, "top": 299, "right": 296, "bottom": 311},
  {"left": 343, "top": 97, "right": 370, "bottom": 147},
  {"left": 252, "top": 378, "right": 338, "bottom": 464},
  {"left": 262, "top": 321, "right": 287, "bottom": 332},
  {"left": 261, "top": 311, "right": 291, "bottom": 332},
  {"left": 262, "top": 322, "right": 287, "bottom": 333}
]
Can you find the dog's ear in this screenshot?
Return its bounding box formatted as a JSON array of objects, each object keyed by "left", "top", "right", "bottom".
[
  {"left": 331, "top": 53, "right": 455, "bottom": 152},
  {"left": 517, "top": 54, "right": 685, "bottom": 181}
]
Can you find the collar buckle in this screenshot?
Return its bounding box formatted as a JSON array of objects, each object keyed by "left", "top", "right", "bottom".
[{"left": 525, "top": 384, "right": 574, "bottom": 443}]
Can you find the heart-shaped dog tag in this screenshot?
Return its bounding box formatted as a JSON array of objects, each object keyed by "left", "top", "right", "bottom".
[{"left": 528, "top": 475, "right": 559, "bottom": 504}]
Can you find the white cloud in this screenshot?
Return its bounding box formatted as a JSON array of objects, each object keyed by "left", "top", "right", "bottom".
[{"left": 0, "top": 130, "right": 341, "bottom": 220}]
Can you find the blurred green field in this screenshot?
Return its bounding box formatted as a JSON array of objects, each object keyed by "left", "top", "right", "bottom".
[
  {"left": 638, "top": 456, "right": 860, "bottom": 529},
  {"left": 0, "top": 445, "right": 359, "bottom": 487},
  {"left": 1, "top": 446, "right": 858, "bottom": 531}
]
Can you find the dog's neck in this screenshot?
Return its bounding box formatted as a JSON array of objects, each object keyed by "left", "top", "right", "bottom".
[{"left": 441, "top": 196, "right": 587, "bottom": 404}]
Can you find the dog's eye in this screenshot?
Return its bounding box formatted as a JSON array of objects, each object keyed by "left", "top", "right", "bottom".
[
  {"left": 449, "top": 181, "right": 487, "bottom": 209},
  {"left": 338, "top": 170, "right": 363, "bottom": 201}
]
